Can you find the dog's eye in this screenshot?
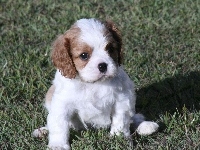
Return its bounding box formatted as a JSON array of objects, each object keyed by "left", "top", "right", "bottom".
[{"left": 79, "top": 52, "right": 89, "bottom": 61}]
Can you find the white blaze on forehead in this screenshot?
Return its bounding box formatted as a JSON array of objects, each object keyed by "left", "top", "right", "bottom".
[{"left": 75, "top": 18, "right": 107, "bottom": 49}]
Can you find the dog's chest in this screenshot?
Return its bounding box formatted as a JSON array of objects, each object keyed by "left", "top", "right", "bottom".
[{"left": 76, "top": 83, "right": 115, "bottom": 126}]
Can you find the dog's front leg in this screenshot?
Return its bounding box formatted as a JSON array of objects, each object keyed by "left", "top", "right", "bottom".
[
  {"left": 47, "top": 99, "right": 71, "bottom": 150},
  {"left": 110, "top": 100, "right": 132, "bottom": 137}
]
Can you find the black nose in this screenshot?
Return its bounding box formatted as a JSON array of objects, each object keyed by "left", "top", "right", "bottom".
[{"left": 98, "top": 63, "right": 107, "bottom": 73}]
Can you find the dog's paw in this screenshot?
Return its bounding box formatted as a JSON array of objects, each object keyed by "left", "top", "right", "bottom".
[
  {"left": 110, "top": 125, "right": 130, "bottom": 137},
  {"left": 136, "top": 121, "right": 159, "bottom": 135},
  {"left": 32, "top": 127, "right": 48, "bottom": 138},
  {"left": 47, "top": 144, "right": 70, "bottom": 150}
]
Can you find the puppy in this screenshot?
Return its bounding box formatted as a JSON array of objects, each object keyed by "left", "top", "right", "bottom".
[{"left": 33, "top": 18, "right": 159, "bottom": 150}]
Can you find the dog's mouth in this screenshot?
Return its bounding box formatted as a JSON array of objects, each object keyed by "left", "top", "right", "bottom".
[
  {"left": 79, "top": 73, "right": 116, "bottom": 83},
  {"left": 98, "top": 73, "right": 116, "bottom": 82}
]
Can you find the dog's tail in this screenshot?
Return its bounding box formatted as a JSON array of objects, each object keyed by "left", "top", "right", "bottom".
[{"left": 132, "top": 114, "right": 159, "bottom": 135}]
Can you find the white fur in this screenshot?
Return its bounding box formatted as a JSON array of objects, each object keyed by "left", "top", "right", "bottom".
[
  {"left": 76, "top": 18, "right": 107, "bottom": 47},
  {"left": 33, "top": 18, "right": 159, "bottom": 150}
]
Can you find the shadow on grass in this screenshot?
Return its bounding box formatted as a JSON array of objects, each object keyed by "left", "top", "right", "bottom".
[{"left": 136, "top": 71, "right": 200, "bottom": 120}]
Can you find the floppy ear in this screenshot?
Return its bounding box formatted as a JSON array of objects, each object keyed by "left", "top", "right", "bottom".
[
  {"left": 104, "top": 20, "right": 123, "bottom": 65},
  {"left": 51, "top": 35, "right": 77, "bottom": 78}
]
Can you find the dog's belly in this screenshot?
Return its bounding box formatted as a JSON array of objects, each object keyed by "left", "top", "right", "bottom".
[
  {"left": 77, "top": 100, "right": 113, "bottom": 128},
  {"left": 79, "top": 108, "right": 111, "bottom": 128}
]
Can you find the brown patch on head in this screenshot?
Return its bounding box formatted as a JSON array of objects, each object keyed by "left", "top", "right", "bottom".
[
  {"left": 51, "top": 25, "right": 93, "bottom": 78},
  {"left": 104, "top": 20, "right": 123, "bottom": 65},
  {"left": 70, "top": 43, "right": 92, "bottom": 71},
  {"left": 51, "top": 27, "right": 81, "bottom": 78}
]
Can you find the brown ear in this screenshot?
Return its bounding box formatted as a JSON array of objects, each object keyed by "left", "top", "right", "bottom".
[
  {"left": 51, "top": 35, "right": 77, "bottom": 78},
  {"left": 104, "top": 20, "right": 123, "bottom": 65}
]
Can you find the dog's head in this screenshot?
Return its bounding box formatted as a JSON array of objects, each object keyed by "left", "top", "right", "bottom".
[{"left": 51, "top": 18, "right": 122, "bottom": 82}]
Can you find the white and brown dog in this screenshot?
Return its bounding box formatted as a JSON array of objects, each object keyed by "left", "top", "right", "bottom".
[{"left": 33, "top": 18, "right": 159, "bottom": 150}]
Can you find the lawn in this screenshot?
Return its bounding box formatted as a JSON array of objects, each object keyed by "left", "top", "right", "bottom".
[{"left": 0, "top": 0, "right": 200, "bottom": 149}]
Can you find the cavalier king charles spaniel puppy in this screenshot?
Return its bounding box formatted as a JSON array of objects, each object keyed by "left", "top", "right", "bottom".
[{"left": 33, "top": 18, "right": 159, "bottom": 150}]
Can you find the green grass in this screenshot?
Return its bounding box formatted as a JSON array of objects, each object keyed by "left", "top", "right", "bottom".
[{"left": 1, "top": 0, "right": 200, "bottom": 149}]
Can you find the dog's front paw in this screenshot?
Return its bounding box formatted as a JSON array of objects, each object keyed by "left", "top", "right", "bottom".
[
  {"left": 48, "top": 144, "right": 70, "bottom": 150},
  {"left": 110, "top": 127, "right": 121, "bottom": 136},
  {"left": 33, "top": 127, "right": 48, "bottom": 138},
  {"left": 110, "top": 125, "right": 130, "bottom": 137},
  {"left": 136, "top": 121, "right": 159, "bottom": 135}
]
